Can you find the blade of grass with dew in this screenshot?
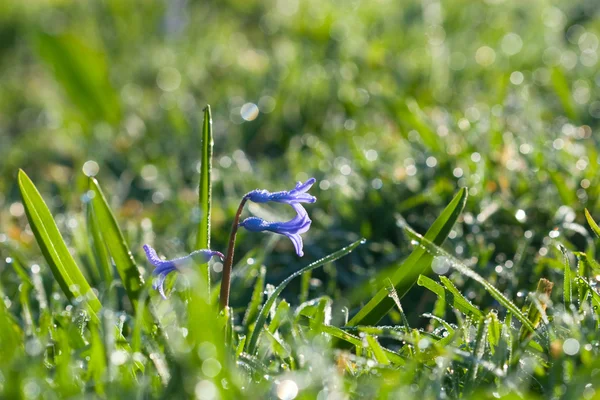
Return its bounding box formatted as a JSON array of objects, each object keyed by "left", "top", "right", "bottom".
[
  {"left": 88, "top": 177, "right": 144, "bottom": 313},
  {"left": 585, "top": 209, "right": 600, "bottom": 239},
  {"left": 245, "top": 238, "right": 365, "bottom": 355},
  {"left": 18, "top": 170, "right": 101, "bottom": 321},
  {"left": 310, "top": 297, "right": 332, "bottom": 333},
  {"left": 464, "top": 318, "right": 487, "bottom": 394},
  {"left": 403, "top": 224, "right": 536, "bottom": 334},
  {"left": 341, "top": 324, "right": 407, "bottom": 342},
  {"left": 487, "top": 312, "right": 501, "bottom": 353},
  {"left": 196, "top": 105, "right": 214, "bottom": 296},
  {"left": 384, "top": 278, "right": 411, "bottom": 334},
  {"left": 518, "top": 278, "right": 554, "bottom": 344},
  {"left": 578, "top": 277, "right": 600, "bottom": 317},
  {"left": 418, "top": 275, "right": 483, "bottom": 319},
  {"left": 262, "top": 329, "right": 291, "bottom": 359},
  {"left": 557, "top": 244, "right": 572, "bottom": 307},
  {"left": 440, "top": 276, "right": 485, "bottom": 319},
  {"left": 268, "top": 300, "right": 290, "bottom": 333},
  {"left": 300, "top": 318, "right": 405, "bottom": 365},
  {"left": 347, "top": 188, "right": 468, "bottom": 327},
  {"left": 366, "top": 335, "right": 391, "bottom": 365}
]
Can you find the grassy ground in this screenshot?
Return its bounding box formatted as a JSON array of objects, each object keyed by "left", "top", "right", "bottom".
[{"left": 1, "top": 0, "right": 600, "bottom": 398}]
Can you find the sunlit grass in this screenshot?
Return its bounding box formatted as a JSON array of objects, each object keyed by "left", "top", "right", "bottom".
[{"left": 1, "top": 0, "right": 600, "bottom": 398}]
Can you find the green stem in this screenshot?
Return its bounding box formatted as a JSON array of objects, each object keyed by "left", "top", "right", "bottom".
[{"left": 219, "top": 196, "right": 248, "bottom": 309}]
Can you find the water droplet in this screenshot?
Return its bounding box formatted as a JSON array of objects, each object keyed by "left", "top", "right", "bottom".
[
  {"left": 563, "top": 338, "right": 580, "bottom": 355},
  {"left": 202, "top": 358, "right": 222, "bottom": 378},
  {"left": 82, "top": 160, "right": 99, "bottom": 177},
  {"left": 195, "top": 379, "right": 218, "bottom": 400},
  {"left": 276, "top": 379, "right": 299, "bottom": 400},
  {"left": 110, "top": 350, "right": 129, "bottom": 366},
  {"left": 240, "top": 103, "right": 259, "bottom": 121}
]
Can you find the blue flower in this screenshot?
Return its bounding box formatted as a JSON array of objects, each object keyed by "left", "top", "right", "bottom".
[
  {"left": 239, "top": 204, "right": 312, "bottom": 257},
  {"left": 143, "top": 244, "right": 224, "bottom": 299},
  {"left": 246, "top": 178, "right": 317, "bottom": 205}
]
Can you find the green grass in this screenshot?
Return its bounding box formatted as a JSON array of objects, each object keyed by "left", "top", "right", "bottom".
[{"left": 1, "top": 0, "right": 600, "bottom": 398}]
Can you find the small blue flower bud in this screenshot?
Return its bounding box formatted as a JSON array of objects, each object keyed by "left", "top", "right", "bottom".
[
  {"left": 246, "top": 178, "right": 317, "bottom": 205},
  {"left": 143, "top": 244, "right": 224, "bottom": 299}
]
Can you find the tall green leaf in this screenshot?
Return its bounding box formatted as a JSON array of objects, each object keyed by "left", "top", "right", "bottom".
[
  {"left": 196, "top": 105, "right": 214, "bottom": 296},
  {"left": 347, "top": 188, "right": 467, "bottom": 327},
  {"left": 18, "top": 170, "right": 101, "bottom": 320},
  {"left": 196, "top": 105, "right": 214, "bottom": 250},
  {"left": 88, "top": 177, "right": 144, "bottom": 312},
  {"left": 246, "top": 238, "right": 365, "bottom": 355}
]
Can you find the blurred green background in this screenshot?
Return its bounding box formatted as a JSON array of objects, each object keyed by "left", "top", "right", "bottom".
[{"left": 1, "top": 0, "right": 600, "bottom": 313}]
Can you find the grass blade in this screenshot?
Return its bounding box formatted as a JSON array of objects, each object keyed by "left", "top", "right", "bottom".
[
  {"left": 196, "top": 105, "right": 214, "bottom": 250},
  {"left": 86, "top": 203, "right": 113, "bottom": 286},
  {"left": 245, "top": 238, "right": 365, "bottom": 355},
  {"left": 464, "top": 318, "right": 487, "bottom": 393},
  {"left": 584, "top": 208, "right": 600, "bottom": 239},
  {"left": 18, "top": 170, "right": 101, "bottom": 320},
  {"left": 418, "top": 275, "right": 483, "bottom": 319},
  {"left": 88, "top": 177, "right": 144, "bottom": 312},
  {"left": 518, "top": 278, "right": 554, "bottom": 344},
  {"left": 557, "top": 244, "right": 572, "bottom": 307},
  {"left": 347, "top": 188, "right": 467, "bottom": 327},
  {"left": 366, "top": 335, "right": 390, "bottom": 365},
  {"left": 196, "top": 105, "right": 214, "bottom": 294}
]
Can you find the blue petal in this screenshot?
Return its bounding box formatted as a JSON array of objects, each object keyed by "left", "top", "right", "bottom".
[
  {"left": 291, "top": 178, "right": 316, "bottom": 194},
  {"left": 283, "top": 232, "right": 304, "bottom": 257},
  {"left": 154, "top": 273, "right": 169, "bottom": 300},
  {"left": 143, "top": 244, "right": 172, "bottom": 268}
]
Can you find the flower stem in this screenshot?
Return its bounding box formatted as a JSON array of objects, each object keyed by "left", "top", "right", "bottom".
[{"left": 219, "top": 196, "right": 248, "bottom": 309}]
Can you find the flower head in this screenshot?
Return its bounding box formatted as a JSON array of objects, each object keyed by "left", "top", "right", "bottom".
[
  {"left": 143, "top": 244, "right": 224, "bottom": 299},
  {"left": 239, "top": 204, "right": 311, "bottom": 257},
  {"left": 246, "top": 178, "right": 317, "bottom": 205}
]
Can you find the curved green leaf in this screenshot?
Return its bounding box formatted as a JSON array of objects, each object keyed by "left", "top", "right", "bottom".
[
  {"left": 88, "top": 177, "right": 144, "bottom": 312},
  {"left": 347, "top": 188, "right": 468, "bottom": 327},
  {"left": 18, "top": 170, "right": 101, "bottom": 320}
]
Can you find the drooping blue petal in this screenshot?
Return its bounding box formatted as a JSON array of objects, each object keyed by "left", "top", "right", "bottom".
[
  {"left": 283, "top": 232, "right": 304, "bottom": 257},
  {"left": 143, "top": 244, "right": 224, "bottom": 298},
  {"left": 246, "top": 178, "right": 317, "bottom": 205},
  {"left": 154, "top": 273, "right": 170, "bottom": 300},
  {"left": 239, "top": 203, "right": 312, "bottom": 257}
]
